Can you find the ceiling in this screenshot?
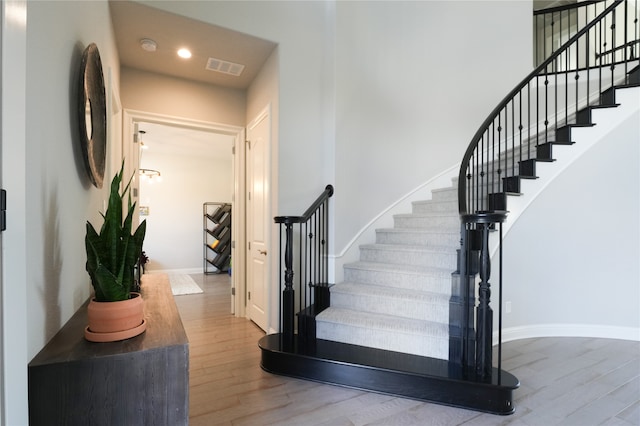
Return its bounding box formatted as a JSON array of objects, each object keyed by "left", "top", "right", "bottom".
[
  {"left": 109, "top": 0, "right": 277, "bottom": 90},
  {"left": 109, "top": 1, "right": 262, "bottom": 160}
]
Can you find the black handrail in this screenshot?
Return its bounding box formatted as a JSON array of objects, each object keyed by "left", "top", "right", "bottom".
[
  {"left": 274, "top": 184, "right": 334, "bottom": 225},
  {"left": 455, "top": 0, "right": 638, "bottom": 381},
  {"left": 274, "top": 184, "right": 334, "bottom": 347},
  {"left": 458, "top": 0, "right": 634, "bottom": 216}
]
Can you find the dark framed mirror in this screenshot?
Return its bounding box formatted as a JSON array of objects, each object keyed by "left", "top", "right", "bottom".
[{"left": 78, "top": 43, "right": 107, "bottom": 188}]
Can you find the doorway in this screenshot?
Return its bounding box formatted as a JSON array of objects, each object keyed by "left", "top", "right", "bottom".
[{"left": 123, "top": 110, "right": 246, "bottom": 316}]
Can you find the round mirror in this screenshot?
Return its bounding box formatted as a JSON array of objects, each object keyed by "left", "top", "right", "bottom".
[{"left": 78, "top": 43, "right": 106, "bottom": 188}]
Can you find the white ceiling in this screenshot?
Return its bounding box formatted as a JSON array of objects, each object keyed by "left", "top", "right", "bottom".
[
  {"left": 110, "top": 1, "right": 254, "bottom": 161},
  {"left": 109, "top": 0, "right": 277, "bottom": 89}
]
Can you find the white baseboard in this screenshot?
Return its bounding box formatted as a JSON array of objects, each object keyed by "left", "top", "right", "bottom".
[
  {"left": 493, "top": 324, "right": 640, "bottom": 345},
  {"left": 146, "top": 268, "right": 202, "bottom": 275}
]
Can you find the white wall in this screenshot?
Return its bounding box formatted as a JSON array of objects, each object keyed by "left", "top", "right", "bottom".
[
  {"left": 2, "top": 1, "right": 120, "bottom": 423},
  {"left": 140, "top": 136, "right": 233, "bottom": 272},
  {"left": 145, "top": 0, "right": 533, "bottom": 249},
  {"left": 334, "top": 1, "right": 533, "bottom": 252},
  {"left": 120, "top": 67, "right": 246, "bottom": 126},
  {"left": 25, "top": 0, "right": 120, "bottom": 349},
  {"left": 137, "top": 0, "right": 332, "bottom": 216},
  {"left": 501, "top": 111, "right": 640, "bottom": 340}
]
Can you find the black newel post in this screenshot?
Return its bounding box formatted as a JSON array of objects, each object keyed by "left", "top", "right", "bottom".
[
  {"left": 475, "top": 221, "right": 493, "bottom": 379},
  {"left": 282, "top": 223, "right": 295, "bottom": 348}
]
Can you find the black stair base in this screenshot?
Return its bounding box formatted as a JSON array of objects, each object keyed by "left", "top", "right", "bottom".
[{"left": 259, "top": 333, "right": 519, "bottom": 415}]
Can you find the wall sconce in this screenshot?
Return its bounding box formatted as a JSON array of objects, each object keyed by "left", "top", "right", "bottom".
[{"left": 139, "top": 168, "right": 162, "bottom": 183}]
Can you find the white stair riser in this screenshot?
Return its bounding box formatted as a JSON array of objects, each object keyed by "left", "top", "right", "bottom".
[
  {"left": 360, "top": 246, "right": 457, "bottom": 269},
  {"left": 330, "top": 291, "right": 449, "bottom": 323},
  {"left": 316, "top": 320, "right": 449, "bottom": 359},
  {"left": 343, "top": 266, "right": 452, "bottom": 294},
  {"left": 375, "top": 229, "right": 459, "bottom": 247}
]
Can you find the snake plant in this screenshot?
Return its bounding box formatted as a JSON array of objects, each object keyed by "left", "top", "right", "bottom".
[{"left": 85, "top": 162, "right": 146, "bottom": 302}]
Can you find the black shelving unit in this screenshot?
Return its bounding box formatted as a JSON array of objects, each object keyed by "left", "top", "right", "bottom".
[{"left": 203, "top": 202, "right": 232, "bottom": 274}]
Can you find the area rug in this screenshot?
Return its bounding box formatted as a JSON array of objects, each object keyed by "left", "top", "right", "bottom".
[{"left": 168, "top": 274, "right": 203, "bottom": 296}]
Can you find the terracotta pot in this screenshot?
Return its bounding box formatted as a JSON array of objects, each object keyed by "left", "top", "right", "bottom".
[{"left": 85, "top": 293, "right": 146, "bottom": 342}]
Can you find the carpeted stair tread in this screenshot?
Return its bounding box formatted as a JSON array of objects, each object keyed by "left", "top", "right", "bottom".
[
  {"left": 345, "top": 260, "right": 453, "bottom": 278},
  {"left": 376, "top": 227, "right": 458, "bottom": 236},
  {"left": 431, "top": 187, "right": 458, "bottom": 201},
  {"left": 343, "top": 261, "right": 453, "bottom": 294},
  {"left": 360, "top": 243, "right": 457, "bottom": 254},
  {"left": 332, "top": 281, "right": 449, "bottom": 302},
  {"left": 316, "top": 307, "right": 449, "bottom": 339},
  {"left": 316, "top": 307, "right": 449, "bottom": 358},
  {"left": 359, "top": 243, "right": 457, "bottom": 270},
  {"left": 393, "top": 213, "right": 459, "bottom": 230},
  {"left": 411, "top": 199, "right": 458, "bottom": 214},
  {"left": 376, "top": 227, "right": 459, "bottom": 247},
  {"left": 395, "top": 212, "right": 457, "bottom": 218},
  {"left": 330, "top": 282, "right": 449, "bottom": 322}
]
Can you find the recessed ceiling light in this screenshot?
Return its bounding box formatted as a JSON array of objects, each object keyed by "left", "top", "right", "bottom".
[
  {"left": 177, "top": 48, "right": 192, "bottom": 59},
  {"left": 140, "top": 38, "right": 157, "bottom": 52}
]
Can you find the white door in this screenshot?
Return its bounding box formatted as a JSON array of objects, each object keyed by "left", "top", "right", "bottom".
[{"left": 246, "top": 107, "right": 270, "bottom": 331}]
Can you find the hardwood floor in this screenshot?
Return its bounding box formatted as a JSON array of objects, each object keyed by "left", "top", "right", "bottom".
[{"left": 174, "top": 273, "right": 640, "bottom": 425}]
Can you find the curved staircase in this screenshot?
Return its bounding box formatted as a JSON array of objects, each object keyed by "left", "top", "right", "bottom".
[{"left": 260, "top": 0, "right": 639, "bottom": 415}]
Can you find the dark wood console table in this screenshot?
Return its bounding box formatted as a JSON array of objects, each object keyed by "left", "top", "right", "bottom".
[{"left": 28, "top": 274, "right": 189, "bottom": 425}]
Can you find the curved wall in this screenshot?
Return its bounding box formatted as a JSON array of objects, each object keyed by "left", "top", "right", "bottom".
[{"left": 500, "top": 111, "right": 639, "bottom": 341}]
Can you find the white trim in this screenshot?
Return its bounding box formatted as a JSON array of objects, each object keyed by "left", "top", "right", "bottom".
[
  {"left": 124, "top": 109, "right": 244, "bottom": 136},
  {"left": 494, "top": 324, "right": 640, "bottom": 344}
]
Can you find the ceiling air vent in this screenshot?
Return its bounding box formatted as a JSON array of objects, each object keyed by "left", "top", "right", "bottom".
[{"left": 205, "top": 57, "right": 245, "bottom": 76}]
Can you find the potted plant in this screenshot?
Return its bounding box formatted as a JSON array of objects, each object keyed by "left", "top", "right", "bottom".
[{"left": 84, "top": 161, "right": 147, "bottom": 342}]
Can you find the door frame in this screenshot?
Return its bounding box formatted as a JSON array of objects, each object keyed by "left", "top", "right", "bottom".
[{"left": 122, "top": 109, "right": 247, "bottom": 317}]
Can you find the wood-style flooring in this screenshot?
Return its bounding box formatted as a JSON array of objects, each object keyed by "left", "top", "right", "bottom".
[{"left": 173, "top": 273, "right": 640, "bottom": 426}]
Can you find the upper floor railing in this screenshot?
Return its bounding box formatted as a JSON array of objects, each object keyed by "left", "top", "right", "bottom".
[
  {"left": 533, "top": 0, "right": 634, "bottom": 68},
  {"left": 459, "top": 0, "right": 638, "bottom": 217}
]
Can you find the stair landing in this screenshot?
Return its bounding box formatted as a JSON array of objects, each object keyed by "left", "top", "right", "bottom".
[{"left": 259, "top": 333, "right": 519, "bottom": 415}]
